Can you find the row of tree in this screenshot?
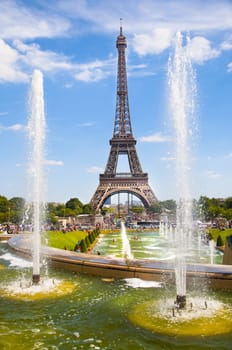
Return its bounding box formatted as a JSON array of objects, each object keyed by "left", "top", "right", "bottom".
[
  {"left": 0, "top": 196, "right": 25, "bottom": 224},
  {"left": 75, "top": 227, "right": 100, "bottom": 253},
  {"left": 0, "top": 195, "right": 93, "bottom": 225},
  {"left": 47, "top": 198, "right": 93, "bottom": 224},
  {"left": 147, "top": 196, "right": 232, "bottom": 222},
  {"left": 1, "top": 194, "right": 232, "bottom": 225},
  {"left": 198, "top": 196, "right": 232, "bottom": 221}
]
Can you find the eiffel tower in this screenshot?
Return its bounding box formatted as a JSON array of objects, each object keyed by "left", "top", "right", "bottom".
[{"left": 90, "top": 23, "right": 157, "bottom": 212}]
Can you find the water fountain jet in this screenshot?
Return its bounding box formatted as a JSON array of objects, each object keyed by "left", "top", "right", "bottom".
[
  {"left": 27, "top": 69, "right": 46, "bottom": 285},
  {"left": 121, "top": 221, "right": 133, "bottom": 261},
  {"left": 168, "top": 31, "right": 196, "bottom": 307}
]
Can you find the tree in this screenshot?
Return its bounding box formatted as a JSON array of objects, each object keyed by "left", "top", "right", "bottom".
[
  {"left": 224, "top": 208, "right": 232, "bottom": 220},
  {"left": 198, "top": 196, "right": 211, "bottom": 220},
  {"left": 148, "top": 202, "right": 162, "bottom": 214},
  {"left": 0, "top": 196, "right": 9, "bottom": 223},
  {"left": 66, "top": 198, "right": 83, "bottom": 215},
  {"left": 198, "top": 196, "right": 223, "bottom": 221},
  {"left": 208, "top": 205, "right": 221, "bottom": 221},
  {"left": 0, "top": 196, "right": 9, "bottom": 213},
  {"left": 130, "top": 205, "right": 144, "bottom": 214},
  {"left": 9, "top": 197, "right": 25, "bottom": 224},
  {"left": 225, "top": 197, "right": 232, "bottom": 209},
  {"left": 55, "top": 204, "right": 68, "bottom": 217},
  {"left": 80, "top": 239, "right": 87, "bottom": 252},
  {"left": 47, "top": 212, "right": 58, "bottom": 225},
  {"left": 82, "top": 204, "right": 93, "bottom": 214},
  {"left": 101, "top": 206, "right": 116, "bottom": 215},
  {"left": 101, "top": 207, "right": 108, "bottom": 216},
  {"left": 160, "top": 199, "right": 176, "bottom": 212}
]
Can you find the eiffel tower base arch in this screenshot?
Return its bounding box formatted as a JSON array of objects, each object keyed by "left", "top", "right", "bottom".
[{"left": 90, "top": 174, "right": 157, "bottom": 212}]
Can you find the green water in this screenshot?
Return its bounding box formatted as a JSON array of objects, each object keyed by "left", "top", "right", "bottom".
[
  {"left": 0, "top": 243, "right": 231, "bottom": 350},
  {"left": 92, "top": 231, "right": 223, "bottom": 264}
]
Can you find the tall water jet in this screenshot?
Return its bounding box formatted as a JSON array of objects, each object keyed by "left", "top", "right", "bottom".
[
  {"left": 27, "top": 69, "right": 46, "bottom": 284},
  {"left": 121, "top": 221, "right": 133, "bottom": 261},
  {"left": 209, "top": 239, "right": 215, "bottom": 264},
  {"left": 168, "top": 32, "right": 196, "bottom": 308}
]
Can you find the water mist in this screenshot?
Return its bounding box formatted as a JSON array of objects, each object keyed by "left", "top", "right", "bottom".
[{"left": 27, "top": 69, "right": 46, "bottom": 284}]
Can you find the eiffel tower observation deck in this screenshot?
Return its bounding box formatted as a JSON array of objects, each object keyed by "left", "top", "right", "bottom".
[{"left": 90, "top": 22, "right": 157, "bottom": 212}]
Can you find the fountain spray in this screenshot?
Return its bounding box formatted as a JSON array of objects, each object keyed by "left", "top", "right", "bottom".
[
  {"left": 121, "top": 221, "right": 133, "bottom": 261},
  {"left": 168, "top": 32, "right": 196, "bottom": 308},
  {"left": 27, "top": 69, "right": 46, "bottom": 284}
]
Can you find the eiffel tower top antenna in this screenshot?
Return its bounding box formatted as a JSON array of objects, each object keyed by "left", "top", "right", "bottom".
[
  {"left": 113, "top": 17, "right": 133, "bottom": 138},
  {"left": 120, "top": 17, "right": 123, "bottom": 34}
]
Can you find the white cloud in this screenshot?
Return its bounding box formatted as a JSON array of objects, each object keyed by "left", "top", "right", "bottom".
[
  {"left": 127, "top": 63, "right": 155, "bottom": 78},
  {"left": 139, "top": 132, "right": 172, "bottom": 143},
  {"left": 0, "top": 39, "right": 28, "bottom": 83},
  {"left": 0, "top": 1, "right": 231, "bottom": 84},
  {"left": 13, "top": 40, "right": 73, "bottom": 72},
  {"left": 74, "top": 58, "right": 115, "bottom": 82},
  {"left": 63, "top": 83, "right": 73, "bottom": 89},
  {"left": 0, "top": 38, "right": 116, "bottom": 83},
  {"left": 55, "top": 0, "right": 232, "bottom": 68},
  {"left": 187, "top": 36, "right": 220, "bottom": 63},
  {"left": 227, "top": 63, "right": 232, "bottom": 73},
  {"left": 57, "top": 0, "right": 232, "bottom": 34},
  {"left": 87, "top": 166, "right": 104, "bottom": 173},
  {"left": 0, "top": 123, "right": 25, "bottom": 131},
  {"left": 75, "top": 69, "right": 104, "bottom": 82},
  {"left": 77, "top": 122, "right": 95, "bottom": 127},
  {"left": 221, "top": 39, "right": 232, "bottom": 51},
  {"left": 132, "top": 28, "right": 172, "bottom": 56},
  {"left": 0, "top": 1, "right": 72, "bottom": 83},
  {"left": 0, "top": 0, "right": 70, "bottom": 40},
  {"left": 205, "top": 170, "right": 221, "bottom": 179},
  {"left": 45, "top": 160, "right": 64, "bottom": 166},
  {"left": 160, "top": 156, "right": 176, "bottom": 161}
]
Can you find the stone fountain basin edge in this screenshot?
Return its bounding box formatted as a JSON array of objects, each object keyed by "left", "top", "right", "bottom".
[{"left": 7, "top": 234, "right": 232, "bottom": 290}]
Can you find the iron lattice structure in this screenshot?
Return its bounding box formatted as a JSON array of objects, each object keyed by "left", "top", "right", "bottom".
[{"left": 90, "top": 25, "right": 157, "bottom": 212}]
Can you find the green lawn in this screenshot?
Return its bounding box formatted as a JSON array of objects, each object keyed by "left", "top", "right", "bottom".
[
  {"left": 44, "top": 230, "right": 88, "bottom": 251},
  {"left": 208, "top": 228, "right": 232, "bottom": 245},
  {"left": 43, "top": 229, "right": 127, "bottom": 252}
]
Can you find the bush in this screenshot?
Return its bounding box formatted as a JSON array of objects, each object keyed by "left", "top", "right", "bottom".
[
  {"left": 85, "top": 235, "right": 91, "bottom": 248},
  {"left": 80, "top": 239, "right": 87, "bottom": 252},
  {"left": 88, "top": 232, "right": 94, "bottom": 243},
  {"left": 216, "top": 235, "right": 224, "bottom": 247}
]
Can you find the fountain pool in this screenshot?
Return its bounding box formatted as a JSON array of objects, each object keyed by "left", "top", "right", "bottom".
[
  {"left": 1, "top": 242, "right": 232, "bottom": 350},
  {"left": 92, "top": 230, "right": 223, "bottom": 264}
]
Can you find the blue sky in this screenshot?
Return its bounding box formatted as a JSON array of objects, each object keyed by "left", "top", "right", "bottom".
[{"left": 0, "top": 0, "right": 232, "bottom": 204}]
